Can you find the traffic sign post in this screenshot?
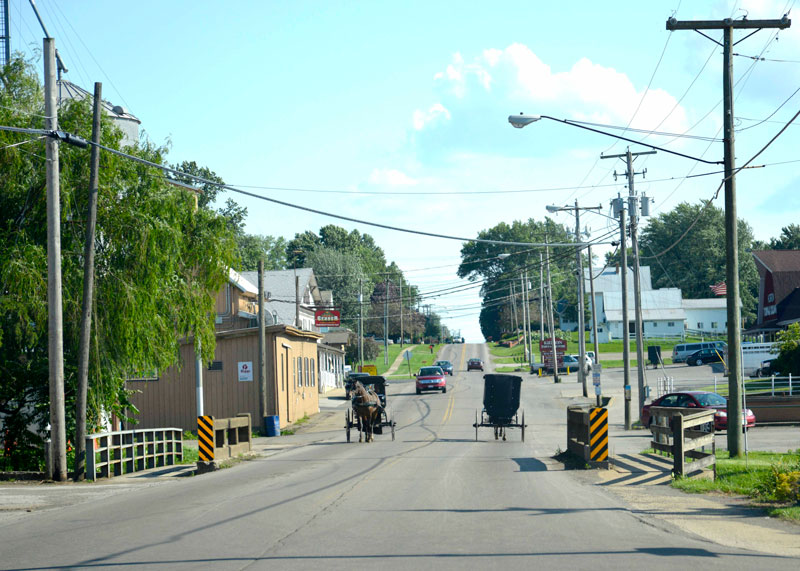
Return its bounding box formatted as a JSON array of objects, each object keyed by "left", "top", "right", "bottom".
[
  {"left": 592, "top": 364, "right": 602, "bottom": 406},
  {"left": 539, "top": 337, "right": 567, "bottom": 373}
]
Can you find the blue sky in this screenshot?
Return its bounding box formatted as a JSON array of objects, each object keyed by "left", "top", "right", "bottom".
[{"left": 8, "top": 0, "right": 800, "bottom": 342}]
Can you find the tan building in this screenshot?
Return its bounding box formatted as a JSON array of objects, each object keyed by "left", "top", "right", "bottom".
[{"left": 126, "top": 268, "right": 325, "bottom": 432}]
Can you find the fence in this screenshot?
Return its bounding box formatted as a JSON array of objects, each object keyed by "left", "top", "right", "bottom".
[
  {"left": 85, "top": 428, "right": 183, "bottom": 481},
  {"left": 649, "top": 406, "right": 715, "bottom": 480},
  {"left": 656, "top": 374, "right": 798, "bottom": 398}
]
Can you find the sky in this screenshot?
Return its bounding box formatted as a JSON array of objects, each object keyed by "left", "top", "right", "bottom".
[{"left": 7, "top": 0, "right": 800, "bottom": 342}]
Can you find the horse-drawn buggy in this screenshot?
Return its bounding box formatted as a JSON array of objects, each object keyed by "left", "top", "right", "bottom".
[
  {"left": 345, "top": 375, "right": 396, "bottom": 442},
  {"left": 473, "top": 374, "right": 526, "bottom": 441}
]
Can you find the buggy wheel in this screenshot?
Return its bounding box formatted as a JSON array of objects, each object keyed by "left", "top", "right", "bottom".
[
  {"left": 521, "top": 410, "right": 525, "bottom": 442},
  {"left": 345, "top": 410, "right": 351, "bottom": 443},
  {"left": 475, "top": 410, "right": 479, "bottom": 441},
  {"left": 391, "top": 417, "right": 396, "bottom": 441},
  {"left": 442, "top": 386, "right": 447, "bottom": 393}
]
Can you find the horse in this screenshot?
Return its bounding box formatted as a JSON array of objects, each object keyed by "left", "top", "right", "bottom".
[{"left": 351, "top": 381, "right": 382, "bottom": 443}]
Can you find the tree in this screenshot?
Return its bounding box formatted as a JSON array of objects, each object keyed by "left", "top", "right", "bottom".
[
  {"left": 458, "top": 218, "right": 577, "bottom": 340},
  {"left": 774, "top": 323, "right": 800, "bottom": 375},
  {"left": 0, "top": 55, "right": 237, "bottom": 470},
  {"left": 236, "top": 234, "right": 287, "bottom": 272},
  {"left": 769, "top": 224, "right": 800, "bottom": 250},
  {"left": 638, "top": 202, "right": 759, "bottom": 325},
  {"left": 306, "top": 247, "right": 363, "bottom": 328}
]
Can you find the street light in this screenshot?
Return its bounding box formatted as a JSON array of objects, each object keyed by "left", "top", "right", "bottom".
[{"left": 509, "top": 114, "right": 542, "bottom": 128}]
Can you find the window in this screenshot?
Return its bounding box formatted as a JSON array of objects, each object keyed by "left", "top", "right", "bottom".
[
  {"left": 711, "top": 322, "right": 718, "bottom": 328},
  {"left": 311, "top": 358, "right": 316, "bottom": 387},
  {"left": 207, "top": 361, "right": 223, "bottom": 371},
  {"left": 697, "top": 322, "right": 703, "bottom": 329},
  {"left": 297, "top": 357, "right": 302, "bottom": 387},
  {"left": 293, "top": 357, "right": 296, "bottom": 388},
  {"left": 304, "top": 357, "right": 310, "bottom": 386},
  {"left": 668, "top": 322, "right": 675, "bottom": 327},
  {"left": 651, "top": 322, "right": 657, "bottom": 328}
]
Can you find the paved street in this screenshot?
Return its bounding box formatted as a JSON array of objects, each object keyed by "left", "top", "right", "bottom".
[{"left": 1, "top": 343, "right": 799, "bottom": 570}]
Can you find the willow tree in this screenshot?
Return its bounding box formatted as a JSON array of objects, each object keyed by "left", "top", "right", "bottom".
[{"left": 0, "top": 55, "right": 237, "bottom": 470}]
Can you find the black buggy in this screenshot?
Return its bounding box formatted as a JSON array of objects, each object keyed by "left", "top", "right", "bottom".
[
  {"left": 473, "top": 374, "right": 526, "bottom": 441},
  {"left": 344, "top": 375, "right": 396, "bottom": 442}
]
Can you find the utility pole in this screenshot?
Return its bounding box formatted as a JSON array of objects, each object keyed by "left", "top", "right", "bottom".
[
  {"left": 399, "top": 279, "right": 404, "bottom": 347},
  {"left": 604, "top": 149, "right": 655, "bottom": 425},
  {"left": 666, "top": 13, "right": 791, "bottom": 458},
  {"left": 574, "top": 200, "right": 588, "bottom": 398},
  {"left": 44, "top": 38, "right": 66, "bottom": 482},
  {"left": 383, "top": 277, "right": 389, "bottom": 365},
  {"left": 358, "top": 278, "right": 364, "bottom": 370},
  {"left": 258, "top": 261, "right": 267, "bottom": 430},
  {"left": 613, "top": 194, "right": 631, "bottom": 430},
  {"left": 539, "top": 254, "right": 544, "bottom": 347},
  {"left": 74, "top": 82, "right": 102, "bottom": 481},
  {"left": 545, "top": 238, "right": 559, "bottom": 383},
  {"left": 587, "top": 241, "right": 601, "bottom": 367}
]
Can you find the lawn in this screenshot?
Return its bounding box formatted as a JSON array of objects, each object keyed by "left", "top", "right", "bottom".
[
  {"left": 669, "top": 449, "right": 800, "bottom": 521},
  {"left": 367, "top": 344, "right": 444, "bottom": 378}
]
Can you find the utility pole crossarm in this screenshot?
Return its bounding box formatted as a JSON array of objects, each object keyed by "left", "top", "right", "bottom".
[{"left": 666, "top": 17, "right": 790, "bottom": 30}]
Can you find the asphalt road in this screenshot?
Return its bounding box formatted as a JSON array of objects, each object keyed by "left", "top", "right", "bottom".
[{"left": 1, "top": 343, "right": 798, "bottom": 570}]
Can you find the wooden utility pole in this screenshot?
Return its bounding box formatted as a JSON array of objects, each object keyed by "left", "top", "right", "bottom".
[
  {"left": 604, "top": 149, "right": 654, "bottom": 425},
  {"left": 44, "top": 38, "right": 66, "bottom": 481},
  {"left": 383, "top": 277, "right": 389, "bottom": 365},
  {"left": 574, "top": 201, "right": 588, "bottom": 397},
  {"left": 399, "top": 279, "right": 404, "bottom": 347},
  {"left": 358, "top": 278, "right": 363, "bottom": 369},
  {"left": 258, "top": 261, "right": 268, "bottom": 426},
  {"left": 539, "top": 254, "right": 544, "bottom": 345},
  {"left": 74, "top": 82, "right": 102, "bottom": 481},
  {"left": 666, "top": 14, "right": 791, "bottom": 456},
  {"left": 545, "top": 238, "right": 559, "bottom": 383},
  {"left": 616, "top": 195, "right": 631, "bottom": 430},
  {"left": 587, "top": 242, "right": 600, "bottom": 368}
]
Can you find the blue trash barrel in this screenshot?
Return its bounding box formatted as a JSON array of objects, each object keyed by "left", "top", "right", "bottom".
[{"left": 265, "top": 415, "right": 280, "bottom": 437}]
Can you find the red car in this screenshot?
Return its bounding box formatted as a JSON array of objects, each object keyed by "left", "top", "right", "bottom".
[
  {"left": 642, "top": 391, "right": 755, "bottom": 431},
  {"left": 415, "top": 366, "right": 447, "bottom": 394},
  {"left": 467, "top": 358, "right": 484, "bottom": 371}
]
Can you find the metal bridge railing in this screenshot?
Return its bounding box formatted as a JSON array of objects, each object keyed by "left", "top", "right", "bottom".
[{"left": 85, "top": 428, "right": 183, "bottom": 481}]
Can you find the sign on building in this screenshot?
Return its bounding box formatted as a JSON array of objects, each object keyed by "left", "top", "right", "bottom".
[
  {"left": 315, "top": 309, "right": 341, "bottom": 327},
  {"left": 238, "top": 361, "right": 253, "bottom": 382}
]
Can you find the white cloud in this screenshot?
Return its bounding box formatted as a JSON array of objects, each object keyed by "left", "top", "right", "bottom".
[
  {"left": 367, "top": 168, "right": 418, "bottom": 187},
  {"left": 412, "top": 103, "right": 451, "bottom": 130},
  {"left": 432, "top": 43, "right": 689, "bottom": 134}
]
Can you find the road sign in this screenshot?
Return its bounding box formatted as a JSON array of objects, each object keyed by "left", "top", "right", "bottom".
[
  {"left": 540, "top": 338, "right": 567, "bottom": 369},
  {"left": 404, "top": 350, "right": 412, "bottom": 361},
  {"left": 359, "top": 364, "right": 377, "bottom": 376},
  {"left": 592, "top": 363, "right": 602, "bottom": 386}
]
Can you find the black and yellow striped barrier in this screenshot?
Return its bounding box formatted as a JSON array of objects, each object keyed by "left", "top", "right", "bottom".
[
  {"left": 197, "top": 415, "right": 215, "bottom": 462},
  {"left": 589, "top": 407, "right": 609, "bottom": 462}
]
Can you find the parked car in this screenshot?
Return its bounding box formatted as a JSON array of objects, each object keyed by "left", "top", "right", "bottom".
[
  {"left": 755, "top": 358, "right": 779, "bottom": 378},
  {"left": 672, "top": 341, "right": 727, "bottom": 364},
  {"left": 569, "top": 354, "right": 593, "bottom": 373},
  {"left": 467, "top": 358, "right": 484, "bottom": 371},
  {"left": 686, "top": 348, "right": 724, "bottom": 366},
  {"left": 641, "top": 391, "right": 755, "bottom": 431},
  {"left": 434, "top": 360, "right": 454, "bottom": 375},
  {"left": 415, "top": 366, "right": 447, "bottom": 394}
]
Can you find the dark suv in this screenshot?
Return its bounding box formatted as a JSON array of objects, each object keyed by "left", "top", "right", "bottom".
[
  {"left": 434, "top": 360, "right": 454, "bottom": 375},
  {"left": 686, "top": 348, "right": 724, "bottom": 366}
]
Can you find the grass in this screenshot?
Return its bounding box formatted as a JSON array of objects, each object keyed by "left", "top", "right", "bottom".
[
  {"left": 380, "top": 344, "right": 445, "bottom": 378},
  {"left": 179, "top": 447, "right": 199, "bottom": 465},
  {"left": 666, "top": 449, "right": 800, "bottom": 521}
]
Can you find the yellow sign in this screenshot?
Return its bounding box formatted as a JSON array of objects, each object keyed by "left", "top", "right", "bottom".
[{"left": 359, "top": 364, "right": 377, "bottom": 376}]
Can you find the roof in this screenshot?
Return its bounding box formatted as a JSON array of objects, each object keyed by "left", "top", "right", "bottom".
[
  {"left": 240, "top": 268, "right": 319, "bottom": 326},
  {"left": 777, "top": 287, "right": 800, "bottom": 326},
  {"left": 228, "top": 268, "right": 257, "bottom": 295},
  {"left": 682, "top": 298, "right": 728, "bottom": 310},
  {"left": 752, "top": 250, "right": 800, "bottom": 273},
  {"left": 585, "top": 266, "right": 653, "bottom": 292},
  {"left": 58, "top": 80, "right": 141, "bottom": 122},
  {"left": 322, "top": 330, "right": 351, "bottom": 345}
]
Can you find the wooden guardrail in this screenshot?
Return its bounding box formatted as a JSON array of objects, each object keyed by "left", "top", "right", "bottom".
[
  {"left": 85, "top": 428, "right": 183, "bottom": 481},
  {"left": 649, "top": 406, "right": 716, "bottom": 480}
]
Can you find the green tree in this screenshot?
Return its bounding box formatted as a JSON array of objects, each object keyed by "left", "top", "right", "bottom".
[
  {"left": 306, "top": 247, "right": 363, "bottom": 328},
  {"left": 769, "top": 224, "right": 800, "bottom": 250},
  {"left": 0, "top": 56, "right": 237, "bottom": 469},
  {"left": 458, "top": 218, "right": 576, "bottom": 340},
  {"left": 774, "top": 323, "right": 800, "bottom": 375},
  {"left": 236, "top": 234, "right": 287, "bottom": 271},
  {"left": 638, "top": 202, "right": 759, "bottom": 325}
]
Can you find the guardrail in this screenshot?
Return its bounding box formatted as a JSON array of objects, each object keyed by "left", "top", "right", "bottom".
[
  {"left": 649, "top": 406, "right": 715, "bottom": 480},
  {"left": 85, "top": 428, "right": 183, "bottom": 481},
  {"left": 658, "top": 374, "right": 797, "bottom": 398}
]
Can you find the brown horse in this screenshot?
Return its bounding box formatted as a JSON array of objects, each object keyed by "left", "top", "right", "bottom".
[{"left": 351, "top": 381, "right": 382, "bottom": 443}]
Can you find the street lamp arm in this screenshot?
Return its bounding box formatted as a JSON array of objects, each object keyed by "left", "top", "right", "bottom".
[{"left": 510, "top": 114, "right": 724, "bottom": 166}]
